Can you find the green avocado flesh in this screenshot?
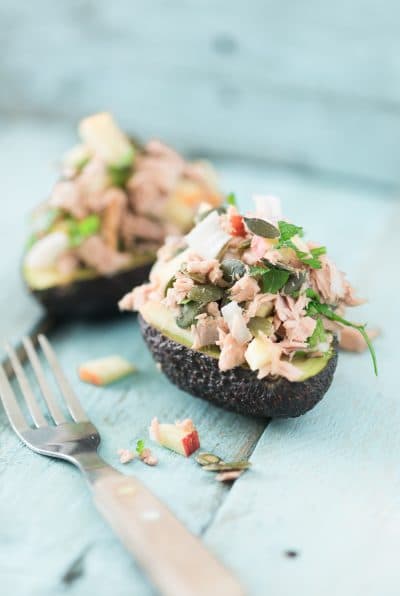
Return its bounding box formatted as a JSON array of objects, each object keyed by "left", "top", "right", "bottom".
[
  {"left": 24, "top": 253, "right": 154, "bottom": 290},
  {"left": 140, "top": 301, "right": 334, "bottom": 382}
]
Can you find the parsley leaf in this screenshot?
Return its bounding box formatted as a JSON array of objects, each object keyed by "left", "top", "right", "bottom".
[
  {"left": 67, "top": 214, "right": 101, "bottom": 247},
  {"left": 308, "top": 318, "right": 327, "bottom": 349},
  {"left": 226, "top": 192, "right": 237, "bottom": 207},
  {"left": 307, "top": 297, "right": 378, "bottom": 375},
  {"left": 277, "top": 220, "right": 304, "bottom": 242},
  {"left": 249, "top": 264, "right": 289, "bottom": 293},
  {"left": 306, "top": 288, "right": 319, "bottom": 299},
  {"left": 262, "top": 269, "right": 290, "bottom": 293},
  {"left": 281, "top": 239, "right": 324, "bottom": 269},
  {"left": 108, "top": 163, "right": 133, "bottom": 188},
  {"left": 249, "top": 265, "right": 268, "bottom": 277},
  {"left": 276, "top": 221, "right": 326, "bottom": 269},
  {"left": 310, "top": 246, "right": 327, "bottom": 257},
  {"left": 136, "top": 439, "right": 145, "bottom": 455},
  {"left": 297, "top": 250, "right": 323, "bottom": 269}
]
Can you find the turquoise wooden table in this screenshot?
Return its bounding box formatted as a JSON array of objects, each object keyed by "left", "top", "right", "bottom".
[{"left": 0, "top": 120, "right": 397, "bottom": 596}]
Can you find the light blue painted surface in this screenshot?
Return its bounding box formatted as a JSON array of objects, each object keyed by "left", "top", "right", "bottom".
[
  {"left": 2, "top": 2, "right": 400, "bottom": 184},
  {"left": 0, "top": 121, "right": 396, "bottom": 595}
]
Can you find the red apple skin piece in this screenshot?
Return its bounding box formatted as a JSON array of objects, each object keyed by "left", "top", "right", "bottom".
[
  {"left": 181, "top": 430, "right": 200, "bottom": 457},
  {"left": 155, "top": 425, "right": 200, "bottom": 457}
]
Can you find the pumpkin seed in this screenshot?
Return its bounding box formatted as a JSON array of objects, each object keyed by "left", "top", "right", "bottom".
[
  {"left": 221, "top": 259, "right": 247, "bottom": 284},
  {"left": 164, "top": 275, "right": 176, "bottom": 296},
  {"left": 195, "top": 453, "right": 222, "bottom": 466},
  {"left": 283, "top": 271, "right": 307, "bottom": 295},
  {"left": 187, "top": 284, "right": 224, "bottom": 304},
  {"left": 261, "top": 258, "right": 296, "bottom": 273},
  {"left": 180, "top": 265, "right": 206, "bottom": 284},
  {"left": 238, "top": 238, "right": 251, "bottom": 250},
  {"left": 176, "top": 302, "right": 204, "bottom": 328},
  {"left": 248, "top": 317, "right": 274, "bottom": 338},
  {"left": 202, "top": 461, "right": 252, "bottom": 472},
  {"left": 244, "top": 217, "right": 279, "bottom": 238}
]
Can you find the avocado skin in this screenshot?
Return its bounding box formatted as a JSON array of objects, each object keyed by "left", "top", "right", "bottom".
[
  {"left": 28, "top": 263, "right": 152, "bottom": 320},
  {"left": 139, "top": 315, "right": 338, "bottom": 418}
]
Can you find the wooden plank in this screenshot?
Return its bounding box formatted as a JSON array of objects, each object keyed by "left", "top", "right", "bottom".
[
  {"left": 0, "top": 316, "right": 264, "bottom": 595},
  {"left": 2, "top": 1, "right": 400, "bottom": 183},
  {"left": 0, "top": 124, "right": 396, "bottom": 594},
  {"left": 203, "top": 185, "right": 398, "bottom": 595}
]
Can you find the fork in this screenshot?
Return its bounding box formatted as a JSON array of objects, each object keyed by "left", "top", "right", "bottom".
[{"left": 0, "top": 334, "right": 244, "bottom": 596}]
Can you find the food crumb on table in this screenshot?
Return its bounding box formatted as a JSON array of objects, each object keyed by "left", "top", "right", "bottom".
[
  {"left": 215, "top": 470, "right": 244, "bottom": 483},
  {"left": 117, "top": 448, "right": 136, "bottom": 464}
]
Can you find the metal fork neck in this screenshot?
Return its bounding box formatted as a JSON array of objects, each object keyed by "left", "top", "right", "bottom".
[{"left": 75, "top": 452, "right": 119, "bottom": 484}]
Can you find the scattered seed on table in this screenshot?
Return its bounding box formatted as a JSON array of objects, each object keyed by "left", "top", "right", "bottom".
[{"left": 195, "top": 452, "right": 222, "bottom": 466}]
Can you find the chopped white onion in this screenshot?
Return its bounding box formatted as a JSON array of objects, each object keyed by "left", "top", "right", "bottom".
[
  {"left": 253, "top": 194, "right": 282, "bottom": 224},
  {"left": 185, "top": 210, "right": 230, "bottom": 260},
  {"left": 25, "top": 232, "right": 69, "bottom": 270},
  {"left": 316, "top": 342, "right": 330, "bottom": 353},
  {"left": 221, "top": 301, "right": 252, "bottom": 344}
]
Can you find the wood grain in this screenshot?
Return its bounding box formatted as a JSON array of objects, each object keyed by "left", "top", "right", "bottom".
[
  {"left": 0, "top": 121, "right": 396, "bottom": 595},
  {"left": 93, "top": 474, "right": 244, "bottom": 596},
  {"left": 203, "top": 196, "right": 398, "bottom": 596}
]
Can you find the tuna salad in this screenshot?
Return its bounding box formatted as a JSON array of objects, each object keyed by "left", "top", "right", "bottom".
[
  {"left": 23, "top": 112, "right": 221, "bottom": 289},
  {"left": 121, "top": 194, "right": 377, "bottom": 383}
]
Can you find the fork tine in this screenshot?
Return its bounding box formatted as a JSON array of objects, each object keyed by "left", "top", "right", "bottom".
[
  {"left": 38, "top": 335, "right": 87, "bottom": 423},
  {"left": 5, "top": 343, "right": 48, "bottom": 428},
  {"left": 23, "top": 336, "right": 66, "bottom": 425},
  {"left": 0, "top": 364, "right": 30, "bottom": 433}
]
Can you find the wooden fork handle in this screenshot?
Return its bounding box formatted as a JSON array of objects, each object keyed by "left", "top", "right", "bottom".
[{"left": 92, "top": 474, "right": 245, "bottom": 596}]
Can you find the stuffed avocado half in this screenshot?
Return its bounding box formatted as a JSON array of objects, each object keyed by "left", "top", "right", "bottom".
[
  {"left": 23, "top": 112, "right": 221, "bottom": 319},
  {"left": 121, "top": 194, "right": 377, "bottom": 418}
]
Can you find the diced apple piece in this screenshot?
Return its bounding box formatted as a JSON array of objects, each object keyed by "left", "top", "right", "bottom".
[
  {"left": 79, "top": 112, "right": 135, "bottom": 167},
  {"left": 245, "top": 337, "right": 274, "bottom": 371},
  {"left": 78, "top": 355, "right": 136, "bottom": 386},
  {"left": 149, "top": 418, "right": 200, "bottom": 457}
]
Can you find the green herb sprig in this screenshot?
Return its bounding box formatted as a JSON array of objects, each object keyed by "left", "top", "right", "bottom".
[
  {"left": 67, "top": 214, "right": 101, "bottom": 247},
  {"left": 308, "top": 318, "right": 327, "bottom": 349},
  {"left": 276, "top": 221, "right": 326, "bottom": 269},
  {"left": 226, "top": 192, "right": 237, "bottom": 207},
  {"left": 306, "top": 291, "right": 378, "bottom": 375},
  {"left": 249, "top": 265, "right": 290, "bottom": 293},
  {"left": 108, "top": 164, "right": 132, "bottom": 188},
  {"left": 136, "top": 439, "right": 146, "bottom": 456}
]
